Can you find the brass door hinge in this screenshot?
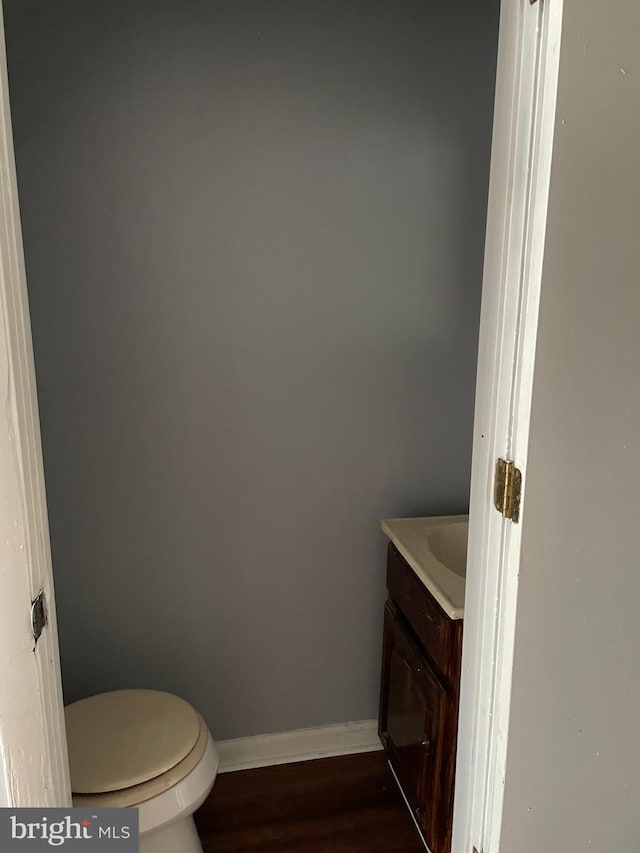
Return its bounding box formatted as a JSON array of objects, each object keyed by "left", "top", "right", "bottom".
[{"left": 494, "top": 458, "right": 522, "bottom": 523}]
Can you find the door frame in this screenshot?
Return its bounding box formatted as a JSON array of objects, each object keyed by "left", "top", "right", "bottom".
[
  {"left": 452, "top": 1, "right": 563, "bottom": 851},
  {"left": 0, "top": 0, "right": 563, "bottom": 835},
  {"left": 0, "top": 4, "right": 71, "bottom": 807}
]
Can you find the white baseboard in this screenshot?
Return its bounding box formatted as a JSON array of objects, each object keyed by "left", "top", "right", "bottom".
[{"left": 217, "top": 719, "right": 382, "bottom": 774}]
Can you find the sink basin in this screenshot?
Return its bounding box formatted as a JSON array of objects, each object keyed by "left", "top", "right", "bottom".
[
  {"left": 428, "top": 521, "right": 469, "bottom": 578},
  {"left": 380, "top": 515, "right": 469, "bottom": 619}
]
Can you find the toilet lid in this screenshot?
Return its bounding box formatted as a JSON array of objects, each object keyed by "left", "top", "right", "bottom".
[{"left": 65, "top": 690, "right": 201, "bottom": 794}]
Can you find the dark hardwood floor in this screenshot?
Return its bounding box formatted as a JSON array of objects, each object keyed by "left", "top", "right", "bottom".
[{"left": 195, "top": 751, "right": 425, "bottom": 852}]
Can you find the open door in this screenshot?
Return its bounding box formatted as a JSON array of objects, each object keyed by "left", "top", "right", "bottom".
[
  {"left": 452, "top": 0, "right": 564, "bottom": 851},
  {"left": 0, "top": 5, "right": 70, "bottom": 807}
]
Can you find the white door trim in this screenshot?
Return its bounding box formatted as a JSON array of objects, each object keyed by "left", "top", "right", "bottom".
[
  {"left": 452, "top": 1, "right": 563, "bottom": 851},
  {"left": 0, "top": 4, "right": 71, "bottom": 807}
]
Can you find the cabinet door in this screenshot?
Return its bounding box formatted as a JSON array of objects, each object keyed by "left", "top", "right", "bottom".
[{"left": 379, "top": 602, "right": 448, "bottom": 851}]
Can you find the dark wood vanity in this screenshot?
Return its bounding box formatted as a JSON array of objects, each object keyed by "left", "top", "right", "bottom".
[{"left": 379, "top": 540, "right": 464, "bottom": 853}]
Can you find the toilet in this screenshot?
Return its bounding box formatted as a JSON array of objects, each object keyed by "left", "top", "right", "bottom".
[{"left": 64, "top": 689, "right": 219, "bottom": 853}]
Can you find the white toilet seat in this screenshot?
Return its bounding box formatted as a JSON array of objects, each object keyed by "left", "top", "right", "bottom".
[
  {"left": 66, "top": 689, "right": 201, "bottom": 794},
  {"left": 71, "top": 713, "right": 212, "bottom": 808},
  {"left": 73, "top": 731, "right": 219, "bottom": 835}
]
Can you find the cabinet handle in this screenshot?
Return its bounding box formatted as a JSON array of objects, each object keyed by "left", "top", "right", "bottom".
[{"left": 421, "top": 737, "right": 431, "bottom": 749}]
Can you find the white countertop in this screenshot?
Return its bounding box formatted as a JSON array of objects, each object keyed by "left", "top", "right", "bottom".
[{"left": 381, "top": 514, "right": 468, "bottom": 620}]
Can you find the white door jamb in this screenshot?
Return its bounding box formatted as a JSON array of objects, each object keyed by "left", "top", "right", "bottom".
[{"left": 0, "top": 4, "right": 71, "bottom": 807}]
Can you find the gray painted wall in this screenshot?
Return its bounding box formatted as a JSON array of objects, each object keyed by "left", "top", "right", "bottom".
[
  {"left": 5, "top": 0, "right": 498, "bottom": 740},
  {"left": 501, "top": 0, "right": 640, "bottom": 848}
]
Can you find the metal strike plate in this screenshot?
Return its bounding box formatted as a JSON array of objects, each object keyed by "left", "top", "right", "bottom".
[{"left": 31, "top": 589, "right": 48, "bottom": 646}]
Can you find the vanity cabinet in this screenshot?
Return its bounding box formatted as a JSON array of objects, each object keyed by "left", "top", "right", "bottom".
[{"left": 379, "top": 543, "right": 463, "bottom": 853}]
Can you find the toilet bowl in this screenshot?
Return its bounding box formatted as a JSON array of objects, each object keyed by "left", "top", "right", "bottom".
[{"left": 65, "top": 689, "right": 219, "bottom": 853}]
